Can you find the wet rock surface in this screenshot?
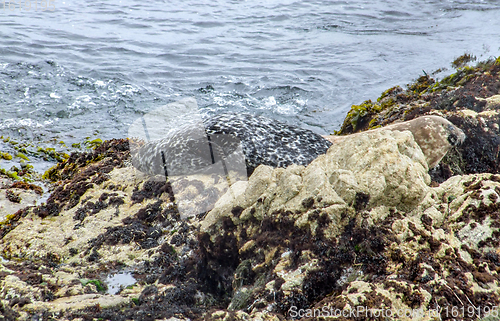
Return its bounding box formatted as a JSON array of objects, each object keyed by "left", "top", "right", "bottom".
[
  {"left": 1, "top": 57, "right": 500, "bottom": 321},
  {"left": 0, "top": 179, "right": 44, "bottom": 221}
]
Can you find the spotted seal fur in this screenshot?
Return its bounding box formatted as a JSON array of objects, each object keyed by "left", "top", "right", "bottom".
[{"left": 132, "top": 112, "right": 332, "bottom": 176}]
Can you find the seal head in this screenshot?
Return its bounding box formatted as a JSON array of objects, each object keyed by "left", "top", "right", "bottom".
[
  {"left": 383, "top": 115, "right": 466, "bottom": 168},
  {"left": 324, "top": 115, "right": 466, "bottom": 169}
]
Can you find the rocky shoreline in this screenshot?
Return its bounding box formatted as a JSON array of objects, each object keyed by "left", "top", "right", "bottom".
[{"left": 1, "top": 55, "right": 500, "bottom": 321}]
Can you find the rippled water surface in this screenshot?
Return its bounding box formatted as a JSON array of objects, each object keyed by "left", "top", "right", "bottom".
[{"left": 1, "top": 0, "right": 499, "bottom": 154}]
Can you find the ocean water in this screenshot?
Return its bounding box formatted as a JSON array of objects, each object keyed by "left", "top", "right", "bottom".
[{"left": 0, "top": 0, "right": 499, "bottom": 167}]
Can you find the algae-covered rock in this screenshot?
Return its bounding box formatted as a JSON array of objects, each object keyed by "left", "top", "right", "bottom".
[
  {"left": 1, "top": 56, "right": 500, "bottom": 321},
  {"left": 337, "top": 55, "right": 500, "bottom": 183},
  {"left": 0, "top": 177, "right": 43, "bottom": 222},
  {"left": 0, "top": 133, "right": 497, "bottom": 320}
]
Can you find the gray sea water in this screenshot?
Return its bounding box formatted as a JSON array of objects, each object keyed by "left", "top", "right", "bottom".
[{"left": 0, "top": 0, "right": 499, "bottom": 167}]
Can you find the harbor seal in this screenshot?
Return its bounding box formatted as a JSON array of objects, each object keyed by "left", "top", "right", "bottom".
[
  {"left": 324, "top": 115, "right": 466, "bottom": 168},
  {"left": 132, "top": 112, "right": 332, "bottom": 176},
  {"left": 132, "top": 113, "right": 465, "bottom": 177}
]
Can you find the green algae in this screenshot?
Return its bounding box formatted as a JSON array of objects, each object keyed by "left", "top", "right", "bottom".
[
  {"left": 15, "top": 152, "right": 29, "bottom": 161},
  {"left": 42, "top": 158, "right": 78, "bottom": 182},
  {"left": 429, "top": 54, "right": 499, "bottom": 93},
  {"left": 337, "top": 96, "right": 394, "bottom": 134},
  {"left": 368, "top": 118, "right": 380, "bottom": 129},
  {"left": 84, "top": 138, "right": 103, "bottom": 149},
  {"left": 0, "top": 160, "right": 37, "bottom": 182},
  {"left": 0, "top": 169, "right": 20, "bottom": 181},
  {"left": 42, "top": 139, "right": 128, "bottom": 182},
  {"left": 1, "top": 135, "right": 71, "bottom": 165},
  {"left": 42, "top": 161, "right": 76, "bottom": 181},
  {"left": 345, "top": 100, "right": 376, "bottom": 131},
  {"left": 0, "top": 152, "right": 13, "bottom": 160},
  {"left": 431, "top": 66, "right": 476, "bottom": 92},
  {"left": 36, "top": 147, "right": 69, "bottom": 162},
  {"left": 0, "top": 213, "right": 18, "bottom": 225},
  {"left": 20, "top": 160, "right": 33, "bottom": 170},
  {"left": 336, "top": 54, "right": 500, "bottom": 136},
  {"left": 407, "top": 74, "right": 435, "bottom": 95},
  {"left": 42, "top": 166, "right": 57, "bottom": 181},
  {"left": 379, "top": 97, "right": 396, "bottom": 110},
  {"left": 377, "top": 86, "right": 400, "bottom": 110},
  {"left": 451, "top": 53, "right": 476, "bottom": 69},
  {"left": 80, "top": 279, "right": 106, "bottom": 292},
  {"left": 377, "top": 86, "right": 401, "bottom": 102}
]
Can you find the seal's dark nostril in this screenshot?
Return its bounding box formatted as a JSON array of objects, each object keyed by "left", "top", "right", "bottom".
[{"left": 448, "top": 133, "right": 458, "bottom": 146}]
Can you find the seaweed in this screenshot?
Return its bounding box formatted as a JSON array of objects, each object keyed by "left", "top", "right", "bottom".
[{"left": 35, "top": 139, "right": 130, "bottom": 218}]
